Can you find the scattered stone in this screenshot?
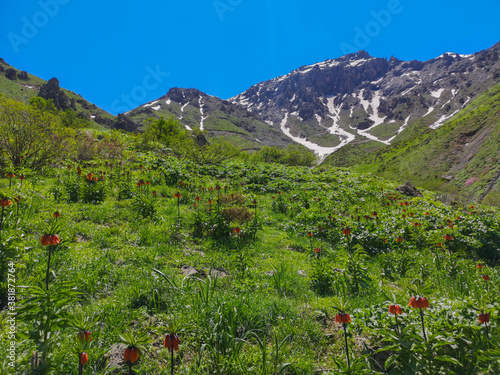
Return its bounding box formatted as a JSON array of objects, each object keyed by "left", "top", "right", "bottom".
[
  {"left": 441, "top": 175, "right": 453, "bottom": 181},
  {"left": 103, "top": 343, "right": 127, "bottom": 372},
  {"left": 181, "top": 265, "right": 199, "bottom": 277},
  {"left": 396, "top": 182, "right": 423, "bottom": 198},
  {"left": 210, "top": 267, "right": 227, "bottom": 278}
]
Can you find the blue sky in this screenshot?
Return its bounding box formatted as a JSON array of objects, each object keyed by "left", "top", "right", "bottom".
[{"left": 1, "top": 0, "right": 499, "bottom": 114}]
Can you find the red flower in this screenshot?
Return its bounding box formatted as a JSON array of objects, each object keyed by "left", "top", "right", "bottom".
[
  {"left": 314, "top": 247, "right": 321, "bottom": 254},
  {"left": 234, "top": 227, "right": 241, "bottom": 234},
  {"left": 335, "top": 313, "right": 351, "bottom": 324},
  {"left": 19, "top": 175, "right": 25, "bottom": 180},
  {"left": 408, "top": 297, "right": 429, "bottom": 309},
  {"left": 77, "top": 331, "right": 92, "bottom": 343},
  {"left": 41, "top": 234, "right": 60, "bottom": 246},
  {"left": 476, "top": 263, "right": 484, "bottom": 269},
  {"left": 396, "top": 237, "right": 403, "bottom": 243},
  {"left": 174, "top": 192, "right": 181, "bottom": 198},
  {"left": 342, "top": 228, "right": 351, "bottom": 235},
  {"left": 124, "top": 347, "right": 139, "bottom": 363},
  {"left": 164, "top": 334, "right": 180, "bottom": 351},
  {"left": 482, "top": 274, "right": 490, "bottom": 281},
  {"left": 53, "top": 211, "right": 61, "bottom": 218},
  {"left": 389, "top": 304, "right": 403, "bottom": 315},
  {"left": 0, "top": 198, "right": 12, "bottom": 207},
  {"left": 6, "top": 172, "right": 15, "bottom": 178},
  {"left": 79, "top": 352, "right": 88, "bottom": 365},
  {"left": 479, "top": 313, "right": 490, "bottom": 324},
  {"left": 443, "top": 234, "right": 453, "bottom": 241},
  {"left": 86, "top": 173, "right": 94, "bottom": 181},
  {"left": 307, "top": 232, "right": 313, "bottom": 237}
]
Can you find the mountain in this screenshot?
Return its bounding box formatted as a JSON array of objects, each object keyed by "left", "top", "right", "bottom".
[
  {"left": 341, "top": 82, "right": 500, "bottom": 205},
  {"left": 0, "top": 58, "right": 115, "bottom": 128},
  {"left": 124, "top": 87, "right": 291, "bottom": 151},
  {"left": 230, "top": 42, "right": 500, "bottom": 160}
]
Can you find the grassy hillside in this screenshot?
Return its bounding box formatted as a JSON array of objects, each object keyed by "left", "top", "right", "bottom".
[
  {"left": 0, "top": 59, "right": 115, "bottom": 129},
  {"left": 326, "top": 83, "right": 500, "bottom": 205},
  {"left": 0, "top": 149, "right": 498, "bottom": 374}
]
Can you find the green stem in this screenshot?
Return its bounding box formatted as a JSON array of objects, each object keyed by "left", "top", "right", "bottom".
[
  {"left": 0, "top": 206, "right": 4, "bottom": 239},
  {"left": 171, "top": 347, "right": 174, "bottom": 375},
  {"left": 419, "top": 308, "right": 427, "bottom": 341},
  {"left": 79, "top": 359, "right": 83, "bottom": 375},
  {"left": 343, "top": 323, "right": 350, "bottom": 370},
  {"left": 395, "top": 314, "right": 399, "bottom": 335},
  {"left": 45, "top": 246, "right": 52, "bottom": 290}
]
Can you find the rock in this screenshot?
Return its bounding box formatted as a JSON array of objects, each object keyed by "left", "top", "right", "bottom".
[
  {"left": 38, "top": 78, "right": 71, "bottom": 110},
  {"left": 5, "top": 68, "right": 17, "bottom": 80},
  {"left": 18, "top": 71, "right": 29, "bottom": 80},
  {"left": 113, "top": 113, "right": 139, "bottom": 132},
  {"left": 298, "top": 270, "right": 307, "bottom": 276},
  {"left": 210, "top": 267, "right": 227, "bottom": 278},
  {"left": 102, "top": 343, "right": 127, "bottom": 372},
  {"left": 396, "top": 182, "right": 423, "bottom": 198},
  {"left": 181, "top": 265, "right": 199, "bottom": 277}
]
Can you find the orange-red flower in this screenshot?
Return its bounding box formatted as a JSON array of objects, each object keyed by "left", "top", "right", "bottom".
[
  {"left": 408, "top": 296, "right": 429, "bottom": 309},
  {"left": 77, "top": 331, "right": 92, "bottom": 343},
  {"left": 389, "top": 304, "right": 403, "bottom": 315},
  {"left": 6, "top": 172, "right": 15, "bottom": 178},
  {"left": 53, "top": 211, "right": 61, "bottom": 218},
  {"left": 41, "top": 234, "right": 60, "bottom": 246},
  {"left": 482, "top": 274, "right": 490, "bottom": 281},
  {"left": 234, "top": 227, "right": 241, "bottom": 234},
  {"left": 174, "top": 192, "right": 181, "bottom": 198},
  {"left": 0, "top": 198, "right": 12, "bottom": 207},
  {"left": 343, "top": 228, "right": 351, "bottom": 235},
  {"left": 124, "top": 347, "right": 139, "bottom": 363},
  {"left": 476, "top": 263, "right": 484, "bottom": 269},
  {"left": 19, "top": 175, "right": 25, "bottom": 180},
  {"left": 396, "top": 237, "right": 403, "bottom": 243},
  {"left": 314, "top": 247, "right": 321, "bottom": 254},
  {"left": 335, "top": 313, "right": 351, "bottom": 324},
  {"left": 307, "top": 232, "right": 313, "bottom": 237},
  {"left": 79, "top": 352, "right": 88, "bottom": 365},
  {"left": 86, "top": 173, "right": 94, "bottom": 181},
  {"left": 443, "top": 234, "right": 453, "bottom": 241},
  {"left": 164, "top": 334, "right": 180, "bottom": 351},
  {"left": 478, "top": 312, "right": 490, "bottom": 324}
]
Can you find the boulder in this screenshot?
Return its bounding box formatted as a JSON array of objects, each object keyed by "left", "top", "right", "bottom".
[
  {"left": 5, "top": 68, "right": 17, "bottom": 80},
  {"left": 18, "top": 71, "right": 29, "bottom": 80},
  {"left": 38, "top": 78, "right": 71, "bottom": 110},
  {"left": 396, "top": 182, "right": 423, "bottom": 198}
]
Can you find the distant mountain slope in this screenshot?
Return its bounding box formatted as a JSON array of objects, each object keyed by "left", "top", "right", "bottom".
[
  {"left": 231, "top": 42, "right": 500, "bottom": 159},
  {"left": 339, "top": 83, "right": 500, "bottom": 203},
  {"left": 125, "top": 87, "right": 291, "bottom": 151},
  {"left": 0, "top": 58, "right": 115, "bottom": 128}
]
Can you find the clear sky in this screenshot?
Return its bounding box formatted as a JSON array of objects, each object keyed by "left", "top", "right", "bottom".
[{"left": 1, "top": 0, "right": 499, "bottom": 114}]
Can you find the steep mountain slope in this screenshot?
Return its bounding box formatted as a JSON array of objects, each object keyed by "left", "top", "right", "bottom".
[
  {"left": 0, "top": 58, "right": 115, "bottom": 128},
  {"left": 231, "top": 42, "right": 500, "bottom": 159},
  {"left": 125, "top": 88, "right": 291, "bottom": 150},
  {"left": 341, "top": 83, "right": 500, "bottom": 203}
]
